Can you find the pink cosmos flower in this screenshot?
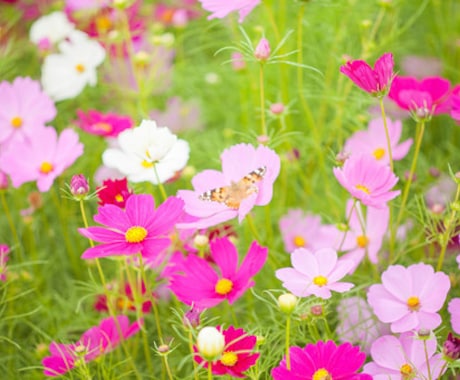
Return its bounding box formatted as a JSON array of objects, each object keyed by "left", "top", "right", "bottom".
[
  {"left": 448, "top": 298, "right": 460, "bottom": 334},
  {"left": 198, "top": 0, "right": 260, "bottom": 23},
  {"left": 0, "top": 127, "right": 83, "bottom": 192},
  {"left": 340, "top": 52, "right": 394, "bottom": 96},
  {"left": 364, "top": 331, "right": 446, "bottom": 379},
  {"left": 150, "top": 97, "right": 202, "bottom": 133},
  {"left": 194, "top": 325, "right": 259, "bottom": 378},
  {"left": 451, "top": 92, "right": 460, "bottom": 123},
  {"left": 344, "top": 117, "right": 413, "bottom": 165},
  {"left": 96, "top": 177, "right": 133, "bottom": 208},
  {"left": 367, "top": 263, "right": 450, "bottom": 333},
  {"left": 333, "top": 154, "right": 400, "bottom": 209},
  {"left": 278, "top": 209, "right": 341, "bottom": 253},
  {"left": 177, "top": 143, "right": 280, "bottom": 229},
  {"left": 169, "top": 237, "right": 267, "bottom": 308},
  {"left": 0, "top": 77, "right": 56, "bottom": 147},
  {"left": 272, "top": 340, "right": 371, "bottom": 380},
  {"left": 0, "top": 244, "right": 10, "bottom": 282},
  {"left": 275, "top": 248, "right": 354, "bottom": 299},
  {"left": 75, "top": 109, "right": 133, "bottom": 138},
  {"left": 79, "top": 194, "right": 184, "bottom": 260},
  {"left": 388, "top": 75, "right": 451, "bottom": 116},
  {"left": 42, "top": 315, "right": 141, "bottom": 377}
]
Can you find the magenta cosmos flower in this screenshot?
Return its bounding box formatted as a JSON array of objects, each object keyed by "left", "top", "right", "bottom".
[
  {"left": 364, "top": 331, "right": 446, "bottom": 380},
  {"left": 169, "top": 237, "right": 267, "bottom": 308},
  {"left": 0, "top": 77, "right": 56, "bottom": 147},
  {"left": 344, "top": 117, "right": 413, "bottom": 165},
  {"left": 198, "top": 0, "right": 260, "bottom": 23},
  {"left": 275, "top": 247, "right": 354, "bottom": 299},
  {"left": 177, "top": 143, "right": 280, "bottom": 229},
  {"left": 448, "top": 298, "right": 460, "bottom": 334},
  {"left": 0, "top": 127, "right": 83, "bottom": 192},
  {"left": 340, "top": 52, "right": 394, "bottom": 96},
  {"left": 367, "top": 263, "right": 450, "bottom": 333},
  {"left": 333, "top": 154, "right": 400, "bottom": 208},
  {"left": 42, "top": 315, "right": 141, "bottom": 377},
  {"left": 75, "top": 109, "right": 133, "bottom": 138},
  {"left": 194, "top": 325, "right": 259, "bottom": 378},
  {"left": 272, "top": 340, "right": 372, "bottom": 380},
  {"left": 79, "top": 194, "right": 184, "bottom": 260}
]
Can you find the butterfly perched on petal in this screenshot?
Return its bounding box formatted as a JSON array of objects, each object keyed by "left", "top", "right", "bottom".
[{"left": 199, "top": 166, "right": 267, "bottom": 209}]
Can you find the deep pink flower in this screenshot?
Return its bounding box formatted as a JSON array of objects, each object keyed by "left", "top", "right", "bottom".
[
  {"left": 177, "top": 143, "right": 280, "bottom": 229},
  {"left": 42, "top": 316, "right": 141, "bottom": 377},
  {"left": 75, "top": 109, "right": 133, "bottom": 137},
  {"left": 388, "top": 75, "right": 451, "bottom": 116},
  {"left": 333, "top": 154, "right": 400, "bottom": 208},
  {"left": 0, "top": 244, "right": 10, "bottom": 282},
  {"left": 344, "top": 117, "right": 413, "bottom": 165},
  {"left": 364, "top": 331, "right": 446, "bottom": 379},
  {"left": 367, "top": 263, "right": 450, "bottom": 333},
  {"left": 272, "top": 340, "right": 371, "bottom": 379},
  {"left": 0, "top": 127, "right": 83, "bottom": 192},
  {"left": 198, "top": 0, "right": 260, "bottom": 23},
  {"left": 276, "top": 248, "right": 354, "bottom": 299},
  {"left": 448, "top": 298, "right": 460, "bottom": 335},
  {"left": 194, "top": 325, "right": 259, "bottom": 378},
  {"left": 169, "top": 237, "right": 267, "bottom": 308},
  {"left": 79, "top": 194, "right": 184, "bottom": 260},
  {"left": 451, "top": 90, "right": 460, "bottom": 123},
  {"left": 96, "top": 177, "right": 133, "bottom": 208},
  {"left": 340, "top": 52, "right": 394, "bottom": 96},
  {"left": 0, "top": 77, "right": 56, "bottom": 147}
]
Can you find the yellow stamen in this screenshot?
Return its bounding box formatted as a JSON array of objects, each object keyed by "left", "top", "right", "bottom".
[
  {"left": 141, "top": 160, "right": 154, "bottom": 168},
  {"left": 39, "top": 162, "right": 53, "bottom": 174},
  {"left": 355, "top": 184, "right": 370, "bottom": 194},
  {"left": 125, "top": 226, "right": 148, "bottom": 243},
  {"left": 293, "top": 235, "right": 306, "bottom": 247},
  {"left": 11, "top": 116, "right": 23, "bottom": 128},
  {"left": 373, "top": 147, "right": 385, "bottom": 160},
  {"left": 92, "top": 122, "right": 113, "bottom": 133},
  {"left": 407, "top": 296, "right": 420, "bottom": 311},
  {"left": 115, "top": 194, "right": 124, "bottom": 202},
  {"left": 220, "top": 351, "right": 238, "bottom": 366},
  {"left": 75, "top": 64, "right": 85, "bottom": 73},
  {"left": 95, "top": 15, "right": 112, "bottom": 33},
  {"left": 400, "top": 363, "right": 413, "bottom": 378},
  {"left": 313, "top": 368, "right": 331, "bottom": 380},
  {"left": 313, "top": 275, "right": 328, "bottom": 287},
  {"left": 356, "top": 235, "right": 369, "bottom": 248},
  {"left": 215, "top": 278, "right": 233, "bottom": 295}
]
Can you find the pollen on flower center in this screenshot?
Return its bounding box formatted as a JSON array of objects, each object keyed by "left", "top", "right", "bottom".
[
  {"left": 400, "top": 363, "right": 413, "bottom": 377},
  {"left": 407, "top": 296, "right": 421, "bottom": 311},
  {"left": 11, "top": 116, "right": 23, "bottom": 128},
  {"left": 141, "top": 159, "right": 154, "bottom": 168},
  {"left": 39, "top": 161, "right": 54, "bottom": 174},
  {"left": 313, "top": 275, "right": 328, "bottom": 287},
  {"left": 355, "top": 184, "right": 370, "bottom": 194},
  {"left": 356, "top": 235, "right": 369, "bottom": 248},
  {"left": 125, "top": 226, "right": 148, "bottom": 243},
  {"left": 313, "top": 368, "right": 332, "bottom": 380},
  {"left": 75, "top": 63, "right": 86, "bottom": 73},
  {"left": 220, "top": 351, "right": 238, "bottom": 366},
  {"left": 293, "top": 235, "right": 306, "bottom": 247},
  {"left": 95, "top": 15, "right": 112, "bottom": 33},
  {"left": 115, "top": 194, "right": 124, "bottom": 202},
  {"left": 373, "top": 147, "right": 385, "bottom": 160},
  {"left": 93, "top": 122, "right": 113, "bottom": 133},
  {"left": 215, "top": 278, "right": 233, "bottom": 295}
]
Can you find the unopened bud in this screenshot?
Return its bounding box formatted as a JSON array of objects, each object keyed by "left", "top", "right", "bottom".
[
  {"left": 194, "top": 234, "right": 209, "bottom": 249},
  {"left": 278, "top": 293, "right": 297, "bottom": 314},
  {"left": 254, "top": 38, "right": 271, "bottom": 62},
  {"left": 70, "top": 174, "right": 90, "bottom": 199},
  {"left": 310, "top": 305, "right": 323, "bottom": 316},
  {"left": 231, "top": 52, "right": 246, "bottom": 71},
  {"left": 158, "top": 344, "right": 170, "bottom": 354},
  {"left": 270, "top": 103, "right": 285, "bottom": 115},
  {"left": 443, "top": 332, "right": 460, "bottom": 361},
  {"left": 196, "top": 327, "right": 225, "bottom": 361}
]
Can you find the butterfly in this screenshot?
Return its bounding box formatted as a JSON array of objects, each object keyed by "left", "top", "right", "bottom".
[{"left": 198, "top": 166, "right": 267, "bottom": 209}]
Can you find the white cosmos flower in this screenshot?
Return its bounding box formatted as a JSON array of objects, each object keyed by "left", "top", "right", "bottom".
[
  {"left": 102, "top": 120, "right": 190, "bottom": 184},
  {"left": 41, "top": 31, "right": 106, "bottom": 101},
  {"left": 29, "top": 11, "right": 75, "bottom": 46}
]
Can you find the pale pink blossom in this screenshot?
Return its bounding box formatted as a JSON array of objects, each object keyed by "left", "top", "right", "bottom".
[{"left": 198, "top": 0, "right": 260, "bottom": 23}]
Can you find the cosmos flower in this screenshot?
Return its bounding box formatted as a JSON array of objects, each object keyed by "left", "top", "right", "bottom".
[
  {"left": 75, "top": 109, "right": 133, "bottom": 138},
  {"left": 198, "top": 0, "right": 260, "bottom": 23},
  {"left": 272, "top": 340, "right": 371, "bottom": 380},
  {"left": 448, "top": 298, "right": 460, "bottom": 335},
  {"left": 96, "top": 178, "right": 133, "bottom": 208},
  {"left": 29, "top": 11, "right": 75, "bottom": 47},
  {"left": 367, "top": 263, "right": 450, "bottom": 333}
]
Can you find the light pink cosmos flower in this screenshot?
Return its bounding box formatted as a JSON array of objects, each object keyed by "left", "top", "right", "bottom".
[
  {"left": 0, "top": 77, "right": 56, "bottom": 147},
  {"left": 169, "top": 237, "right": 267, "bottom": 308},
  {"left": 344, "top": 117, "right": 413, "bottom": 165},
  {"left": 340, "top": 52, "right": 394, "bottom": 96},
  {"left": 333, "top": 154, "right": 400, "bottom": 209},
  {"left": 198, "top": 0, "right": 260, "bottom": 23},
  {"left": 278, "top": 209, "right": 341, "bottom": 253},
  {"left": 275, "top": 248, "right": 354, "bottom": 299},
  {"left": 79, "top": 194, "right": 184, "bottom": 260},
  {"left": 0, "top": 244, "right": 10, "bottom": 282},
  {"left": 0, "top": 127, "right": 83, "bottom": 192},
  {"left": 177, "top": 143, "right": 280, "bottom": 229},
  {"left": 400, "top": 55, "right": 443, "bottom": 79},
  {"left": 75, "top": 109, "right": 133, "bottom": 138},
  {"left": 364, "top": 331, "right": 446, "bottom": 379},
  {"left": 367, "top": 263, "right": 450, "bottom": 333},
  {"left": 448, "top": 298, "right": 460, "bottom": 334},
  {"left": 42, "top": 315, "right": 141, "bottom": 377},
  {"left": 150, "top": 97, "right": 202, "bottom": 133}
]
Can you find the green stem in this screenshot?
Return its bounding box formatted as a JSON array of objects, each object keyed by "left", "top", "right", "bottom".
[
  {"left": 336, "top": 199, "right": 357, "bottom": 252},
  {"left": 378, "top": 97, "right": 394, "bottom": 171},
  {"left": 246, "top": 213, "right": 262, "bottom": 242},
  {"left": 208, "top": 361, "right": 213, "bottom": 380},
  {"left": 285, "top": 315, "right": 291, "bottom": 370},
  {"left": 162, "top": 355, "right": 174, "bottom": 380},
  {"left": 259, "top": 64, "right": 267, "bottom": 136},
  {"left": 189, "top": 330, "right": 199, "bottom": 380},
  {"left": 423, "top": 340, "right": 432, "bottom": 380},
  {"left": 153, "top": 165, "right": 168, "bottom": 201},
  {"left": 0, "top": 191, "right": 21, "bottom": 259}
]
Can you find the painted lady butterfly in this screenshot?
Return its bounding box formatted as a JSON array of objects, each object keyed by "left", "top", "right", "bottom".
[{"left": 198, "top": 166, "right": 267, "bottom": 209}]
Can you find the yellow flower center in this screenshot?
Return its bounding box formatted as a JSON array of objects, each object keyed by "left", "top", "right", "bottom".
[
  {"left": 95, "top": 15, "right": 112, "bottom": 33},
  {"left": 407, "top": 296, "right": 420, "bottom": 311},
  {"left": 373, "top": 147, "right": 385, "bottom": 160},
  {"left": 75, "top": 63, "right": 86, "bottom": 73},
  {"left": 313, "top": 275, "right": 328, "bottom": 287},
  {"left": 293, "top": 235, "right": 306, "bottom": 247},
  {"left": 39, "top": 161, "right": 53, "bottom": 174},
  {"left": 11, "top": 116, "right": 23, "bottom": 128},
  {"left": 141, "top": 160, "right": 154, "bottom": 168},
  {"left": 93, "top": 122, "right": 113, "bottom": 133},
  {"left": 400, "top": 363, "right": 413, "bottom": 378},
  {"left": 116, "top": 297, "right": 134, "bottom": 310},
  {"left": 220, "top": 351, "right": 238, "bottom": 367},
  {"left": 115, "top": 194, "right": 124, "bottom": 202},
  {"left": 355, "top": 184, "right": 370, "bottom": 194},
  {"left": 215, "top": 278, "right": 233, "bottom": 295},
  {"left": 356, "top": 235, "right": 369, "bottom": 248},
  {"left": 313, "top": 368, "right": 332, "bottom": 380},
  {"left": 125, "top": 226, "right": 148, "bottom": 243}
]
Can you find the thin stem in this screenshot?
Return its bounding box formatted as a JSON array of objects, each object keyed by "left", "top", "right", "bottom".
[
  {"left": 246, "top": 213, "right": 262, "bottom": 242},
  {"left": 0, "top": 191, "right": 21, "bottom": 258},
  {"left": 285, "top": 315, "right": 291, "bottom": 370},
  {"left": 162, "top": 355, "right": 174, "bottom": 380},
  {"left": 259, "top": 64, "right": 267, "bottom": 136},
  {"left": 423, "top": 340, "right": 432, "bottom": 380},
  {"left": 153, "top": 165, "right": 168, "bottom": 202},
  {"left": 378, "top": 97, "right": 394, "bottom": 171},
  {"left": 188, "top": 330, "right": 199, "bottom": 380},
  {"left": 337, "top": 199, "right": 357, "bottom": 252},
  {"left": 208, "top": 361, "right": 213, "bottom": 380}
]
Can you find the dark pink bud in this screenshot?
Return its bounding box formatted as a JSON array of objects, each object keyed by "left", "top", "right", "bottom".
[
  {"left": 70, "top": 174, "right": 90, "bottom": 197},
  {"left": 443, "top": 332, "right": 460, "bottom": 360}
]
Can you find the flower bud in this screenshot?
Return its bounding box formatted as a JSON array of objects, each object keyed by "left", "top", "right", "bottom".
[
  {"left": 278, "top": 293, "right": 297, "bottom": 314},
  {"left": 183, "top": 305, "right": 202, "bottom": 329},
  {"left": 231, "top": 52, "right": 246, "bottom": 71},
  {"left": 194, "top": 234, "right": 209, "bottom": 249},
  {"left": 70, "top": 174, "right": 90, "bottom": 198},
  {"left": 196, "top": 327, "right": 225, "bottom": 361},
  {"left": 443, "top": 332, "right": 460, "bottom": 361},
  {"left": 310, "top": 304, "right": 324, "bottom": 316},
  {"left": 270, "top": 103, "right": 285, "bottom": 115},
  {"left": 254, "top": 37, "right": 271, "bottom": 62}
]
